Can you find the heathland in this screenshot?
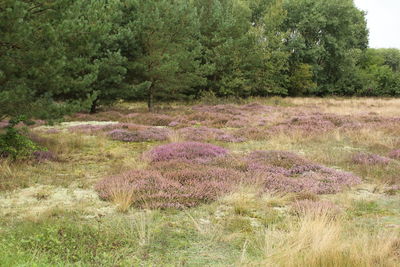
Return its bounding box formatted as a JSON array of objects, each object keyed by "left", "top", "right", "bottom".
[{"left": 1, "top": 97, "right": 399, "bottom": 266}]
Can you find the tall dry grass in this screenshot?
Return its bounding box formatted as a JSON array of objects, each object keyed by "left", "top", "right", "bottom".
[
  {"left": 288, "top": 97, "right": 400, "bottom": 117},
  {"left": 253, "top": 210, "right": 399, "bottom": 267}
]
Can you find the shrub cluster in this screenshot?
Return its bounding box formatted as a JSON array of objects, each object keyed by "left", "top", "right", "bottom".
[
  {"left": 96, "top": 152, "right": 243, "bottom": 209},
  {"left": 268, "top": 113, "right": 351, "bottom": 135},
  {"left": 351, "top": 152, "right": 391, "bottom": 165},
  {"left": 107, "top": 127, "right": 171, "bottom": 142},
  {"left": 388, "top": 149, "right": 400, "bottom": 160},
  {"left": 97, "top": 143, "right": 362, "bottom": 210},
  {"left": 144, "top": 142, "right": 228, "bottom": 162},
  {"left": 247, "top": 151, "right": 361, "bottom": 194},
  {"left": 123, "top": 113, "right": 175, "bottom": 126},
  {"left": 178, "top": 127, "right": 245, "bottom": 143}
]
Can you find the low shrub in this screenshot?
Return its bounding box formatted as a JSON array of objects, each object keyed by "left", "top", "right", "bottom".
[
  {"left": 215, "top": 134, "right": 246, "bottom": 143},
  {"left": 0, "top": 124, "right": 40, "bottom": 159},
  {"left": 268, "top": 113, "right": 351, "bottom": 135},
  {"left": 96, "top": 166, "right": 243, "bottom": 209},
  {"left": 0, "top": 121, "right": 9, "bottom": 129},
  {"left": 248, "top": 150, "right": 312, "bottom": 170},
  {"left": 145, "top": 142, "right": 228, "bottom": 162},
  {"left": 225, "top": 117, "right": 251, "bottom": 128},
  {"left": 177, "top": 126, "right": 224, "bottom": 142},
  {"left": 247, "top": 150, "right": 361, "bottom": 194},
  {"left": 178, "top": 127, "right": 245, "bottom": 142},
  {"left": 234, "top": 127, "right": 270, "bottom": 141},
  {"left": 107, "top": 127, "right": 171, "bottom": 142},
  {"left": 351, "top": 152, "right": 391, "bottom": 165},
  {"left": 388, "top": 149, "right": 400, "bottom": 159}
]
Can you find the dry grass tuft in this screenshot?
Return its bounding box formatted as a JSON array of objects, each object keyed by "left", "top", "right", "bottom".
[{"left": 255, "top": 211, "right": 400, "bottom": 266}]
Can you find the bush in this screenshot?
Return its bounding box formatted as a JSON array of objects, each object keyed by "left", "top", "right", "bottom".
[
  {"left": 178, "top": 126, "right": 245, "bottom": 142},
  {"left": 95, "top": 166, "right": 243, "bottom": 209},
  {"left": 0, "top": 125, "right": 40, "bottom": 159},
  {"left": 247, "top": 150, "right": 361, "bottom": 194},
  {"left": 388, "top": 149, "right": 400, "bottom": 160},
  {"left": 351, "top": 152, "right": 391, "bottom": 165},
  {"left": 123, "top": 113, "right": 175, "bottom": 126},
  {"left": 145, "top": 142, "right": 228, "bottom": 162},
  {"left": 107, "top": 128, "right": 171, "bottom": 142}
]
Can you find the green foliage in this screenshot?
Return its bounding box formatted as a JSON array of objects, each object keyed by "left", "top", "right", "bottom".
[
  {"left": 0, "top": 0, "right": 95, "bottom": 120},
  {"left": 0, "top": 117, "right": 40, "bottom": 159},
  {"left": 118, "top": 0, "right": 207, "bottom": 110},
  {"left": 194, "top": 0, "right": 288, "bottom": 97},
  {"left": 283, "top": 0, "right": 369, "bottom": 95},
  {"left": 288, "top": 63, "right": 316, "bottom": 95},
  {"left": 1, "top": 0, "right": 399, "bottom": 115},
  {"left": 0, "top": 216, "right": 137, "bottom": 265}
]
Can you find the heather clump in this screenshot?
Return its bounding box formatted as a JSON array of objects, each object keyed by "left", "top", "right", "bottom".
[
  {"left": 388, "top": 149, "right": 400, "bottom": 160},
  {"left": 95, "top": 165, "right": 243, "bottom": 209},
  {"left": 186, "top": 111, "right": 233, "bottom": 127},
  {"left": 145, "top": 142, "right": 228, "bottom": 162},
  {"left": 124, "top": 113, "right": 175, "bottom": 126},
  {"left": 177, "top": 127, "right": 225, "bottom": 142},
  {"left": 168, "top": 121, "right": 180, "bottom": 127},
  {"left": 234, "top": 127, "right": 270, "bottom": 141},
  {"left": 351, "top": 152, "right": 391, "bottom": 165},
  {"left": 242, "top": 103, "right": 278, "bottom": 113},
  {"left": 268, "top": 113, "right": 351, "bottom": 134},
  {"left": 215, "top": 134, "right": 246, "bottom": 143},
  {"left": 247, "top": 150, "right": 361, "bottom": 194},
  {"left": 270, "top": 115, "right": 334, "bottom": 134},
  {"left": 0, "top": 121, "right": 9, "bottom": 129},
  {"left": 178, "top": 127, "right": 245, "bottom": 142},
  {"left": 225, "top": 116, "right": 251, "bottom": 128},
  {"left": 107, "top": 127, "right": 171, "bottom": 142},
  {"left": 248, "top": 151, "right": 312, "bottom": 170},
  {"left": 150, "top": 159, "right": 202, "bottom": 172},
  {"left": 45, "top": 129, "right": 61, "bottom": 134}
]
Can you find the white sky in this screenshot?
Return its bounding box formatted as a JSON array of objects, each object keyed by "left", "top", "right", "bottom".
[{"left": 354, "top": 0, "right": 400, "bottom": 49}]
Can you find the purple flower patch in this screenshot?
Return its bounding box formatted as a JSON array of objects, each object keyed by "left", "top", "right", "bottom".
[{"left": 145, "top": 142, "right": 228, "bottom": 162}]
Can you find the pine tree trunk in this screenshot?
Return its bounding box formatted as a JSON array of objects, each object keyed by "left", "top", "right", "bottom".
[
  {"left": 147, "top": 85, "right": 154, "bottom": 112},
  {"left": 90, "top": 98, "right": 98, "bottom": 114}
]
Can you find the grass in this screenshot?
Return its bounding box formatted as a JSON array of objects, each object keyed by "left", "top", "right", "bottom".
[{"left": 1, "top": 97, "right": 400, "bottom": 266}]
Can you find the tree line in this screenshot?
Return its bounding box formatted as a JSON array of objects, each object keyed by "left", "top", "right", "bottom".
[{"left": 1, "top": 0, "right": 400, "bottom": 119}]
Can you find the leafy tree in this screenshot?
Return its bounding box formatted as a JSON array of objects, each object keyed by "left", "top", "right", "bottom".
[
  {"left": 283, "top": 0, "right": 368, "bottom": 95},
  {"left": 288, "top": 63, "right": 316, "bottom": 95},
  {"left": 376, "top": 48, "right": 400, "bottom": 73},
  {"left": 194, "top": 0, "right": 288, "bottom": 97}
]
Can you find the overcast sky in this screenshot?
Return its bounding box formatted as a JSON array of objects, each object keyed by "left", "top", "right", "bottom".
[{"left": 354, "top": 0, "right": 400, "bottom": 49}]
